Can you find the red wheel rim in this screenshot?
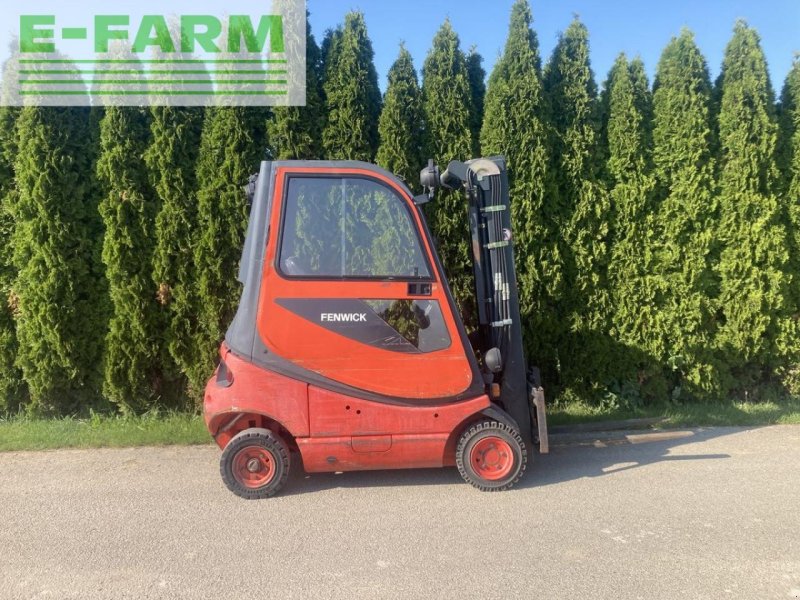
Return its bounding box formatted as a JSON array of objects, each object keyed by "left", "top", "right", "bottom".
[
  {"left": 470, "top": 436, "right": 514, "bottom": 481},
  {"left": 232, "top": 446, "right": 276, "bottom": 489}
]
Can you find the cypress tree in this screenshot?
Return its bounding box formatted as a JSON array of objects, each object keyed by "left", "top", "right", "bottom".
[
  {"left": 188, "top": 108, "right": 268, "bottom": 398},
  {"left": 0, "top": 103, "right": 25, "bottom": 412},
  {"left": 778, "top": 57, "right": 800, "bottom": 391},
  {"left": 320, "top": 28, "right": 342, "bottom": 80},
  {"left": 317, "top": 27, "right": 341, "bottom": 144},
  {"left": 543, "top": 17, "right": 611, "bottom": 394},
  {"left": 97, "top": 106, "right": 165, "bottom": 412},
  {"left": 0, "top": 46, "right": 25, "bottom": 411},
  {"left": 322, "top": 12, "right": 381, "bottom": 161},
  {"left": 778, "top": 59, "right": 800, "bottom": 264},
  {"left": 421, "top": 20, "right": 475, "bottom": 315},
  {"left": 651, "top": 30, "right": 719, "bottom": 399},
  {"left": 602, "top": 54, "right": 662, "bottom": 398},
  {"left": 628, "top": 58, "right": 654, "bottom": 135},
  {"left": 11, "top": 105, "right": 105, "bottom": 414},
  {"left": 466, "top": 47, "right": 486, "bottom": 157},
  {"left": 146, "top": 106, "right": 205, "bottom": 405},
  {"left": 778, "top": 57, "right": 800, "bottom": 195},
  {"left": 480, "top": 0, "right": 560, "bottom": 380},
  {"left": 376, "top": 44, "right": 424, "bottom": 187},
  {"left": 715, "top": 21, "right": 788, "bottom": 393},
  {"left": 269, "top": 15, "right": 324, "bottom": 160}
]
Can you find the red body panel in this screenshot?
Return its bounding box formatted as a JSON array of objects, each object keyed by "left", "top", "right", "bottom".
[
  {"left": 204, "top": 347, "right": 310, "bottom": 448},
  {"left": 300, "top": 388, "right": 491, "bottom": 472},
  {"left": 257, "top": 167, "right": 474, "bottom": 400},
  {"left": 308, "top": 386, "right": 488, "bottom": 437},
  {"left": 205, "top": 346, "right": 491, "bottom": 471},
  {"left": 296, "top": 434, "right": 452, "bottom": 473}
]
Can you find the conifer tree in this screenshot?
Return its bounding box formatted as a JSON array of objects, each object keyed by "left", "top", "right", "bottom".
[
  {"left": 778, "top": 57, "right": 800, "bottom": 195},
  {"left": 651, "top": 30, "right": 719, "bottom": 399},
  {"left": 778, "top": 57, "right": 800, "bottom": 390},
  {"left": 0, "top": 103, "right": 24, "bottom": 412},
  {"left": 188, "top": 108, "right": 268, "bottom": 398},
  {"left": 480, "top": 0, "right": 559, "bottom": 378},
  {"left": 602, "top": 54, "right": 662, "bottom": 396},
  {"left": 715, "top": 21, "right": 788, "bottom": 391},
  {"left": 146, "top": 106, "right": 205, "bottom": 404},
  {"left": 543, "top": 17, "right": 611, "bottom": 392},
  {"left": 0, "top": 45, "right": 24, "bottom": 412},
  {"left": 322, "top": 12, "right": 381, "bottom": 161},
  {"left": 317, "top": 27, "right": 341, "bottom": 142},
  {"left": 97, "top": 106, "right": 164, "bottom": 412},
  {"left": 320, "top": 28, "right": 342, "bottom": 79},
  {"left": 11, "top": 105, "right": 104, "bottom": 414},
  {"left": 269, "top": 15, "right": 324, "bottom": 160},
  {"left": 466, "top": 47, "right": 486, "bottom": 156},
  {"left": 628, "top": 58, "right": 653, "bottom": 135},
  {"left": 421, "top": 20, "right": 475, "bottom": 314},
  {"left": 376, "top": 45, "right": 424, "bottom": 187}
]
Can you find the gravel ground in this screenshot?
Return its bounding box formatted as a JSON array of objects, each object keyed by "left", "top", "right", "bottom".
[{"left": 1, "top": 425, "right": 798, "bottom": 600}]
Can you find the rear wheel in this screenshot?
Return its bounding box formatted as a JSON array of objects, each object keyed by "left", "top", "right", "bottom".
[
  {"left": 220, "top": 428, "right": 291, "bottom": 499},
  {"left": 456, "top": 420, "right": 527, "bottom": 491}
]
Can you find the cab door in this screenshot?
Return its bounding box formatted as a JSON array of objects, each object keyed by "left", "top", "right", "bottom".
[{"left": 256, "top": 166, "right": 478, "bottom": 402}]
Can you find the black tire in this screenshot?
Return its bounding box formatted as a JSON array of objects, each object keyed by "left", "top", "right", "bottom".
[
  {"left": 455, "top": 420, "right": 527, "bottom": 491},
  {"left": 220, "top": 428, "right": 291, "bottom": 499}
]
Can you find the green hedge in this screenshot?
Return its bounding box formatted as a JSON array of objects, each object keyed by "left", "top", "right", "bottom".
[{"left": 1, "top": 3, "right": 800, "bottom": 415}]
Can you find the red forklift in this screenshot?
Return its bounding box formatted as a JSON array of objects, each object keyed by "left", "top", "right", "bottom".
[{"left": 203, "top": 156, "right": 549, "bottom": 498}]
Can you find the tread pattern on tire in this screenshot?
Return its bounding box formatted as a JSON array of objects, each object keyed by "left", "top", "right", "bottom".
[
  {"left": 220, "top": 427, "right": 291, "bottom": 499},
  {"left": 455, "top": 419, "right": 528, "bottom": 492}
]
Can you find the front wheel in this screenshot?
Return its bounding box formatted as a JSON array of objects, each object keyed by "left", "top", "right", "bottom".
[
  {"left": 220, "top": 428, "right": 291, "bottom": 499},
  {"left": 455, "top": 420, "right": 527, "bottom": 491}
]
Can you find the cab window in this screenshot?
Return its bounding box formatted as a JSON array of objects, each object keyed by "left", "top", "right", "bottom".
[{"left": 279, "top": 177, "right": 431, "bottom": 279}]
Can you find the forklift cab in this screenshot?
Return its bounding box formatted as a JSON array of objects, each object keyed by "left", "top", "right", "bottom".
[
  {"left": 256, "top": 166, "right": 481, "bottom": 401},
  {"left": 206, "top": 158, "right": 547, "bottom": 499}
]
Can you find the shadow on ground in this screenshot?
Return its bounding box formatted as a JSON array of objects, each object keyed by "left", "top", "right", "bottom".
[{"left": 280, "top": 426, "right": 740, "bottom": 496}]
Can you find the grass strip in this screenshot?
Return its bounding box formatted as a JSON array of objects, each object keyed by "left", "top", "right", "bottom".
[
  {"left": 0, "top": 412, "right": 211, "bottom": 452},
  {"left": 548, "top": 397, "right": 800, "bottom": 428}
]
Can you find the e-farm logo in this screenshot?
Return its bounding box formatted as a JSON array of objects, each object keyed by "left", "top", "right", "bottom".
[
  {"left": 1, "top": 0, "right": 306, "bottom": 107},
  {"left": 20, "top": 15, "right": 286, "bottom": 55}
]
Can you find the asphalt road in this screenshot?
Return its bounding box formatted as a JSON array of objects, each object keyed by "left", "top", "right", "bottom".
[{"left": 1, "top": 426, "right": 798, "bottom": 600}]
